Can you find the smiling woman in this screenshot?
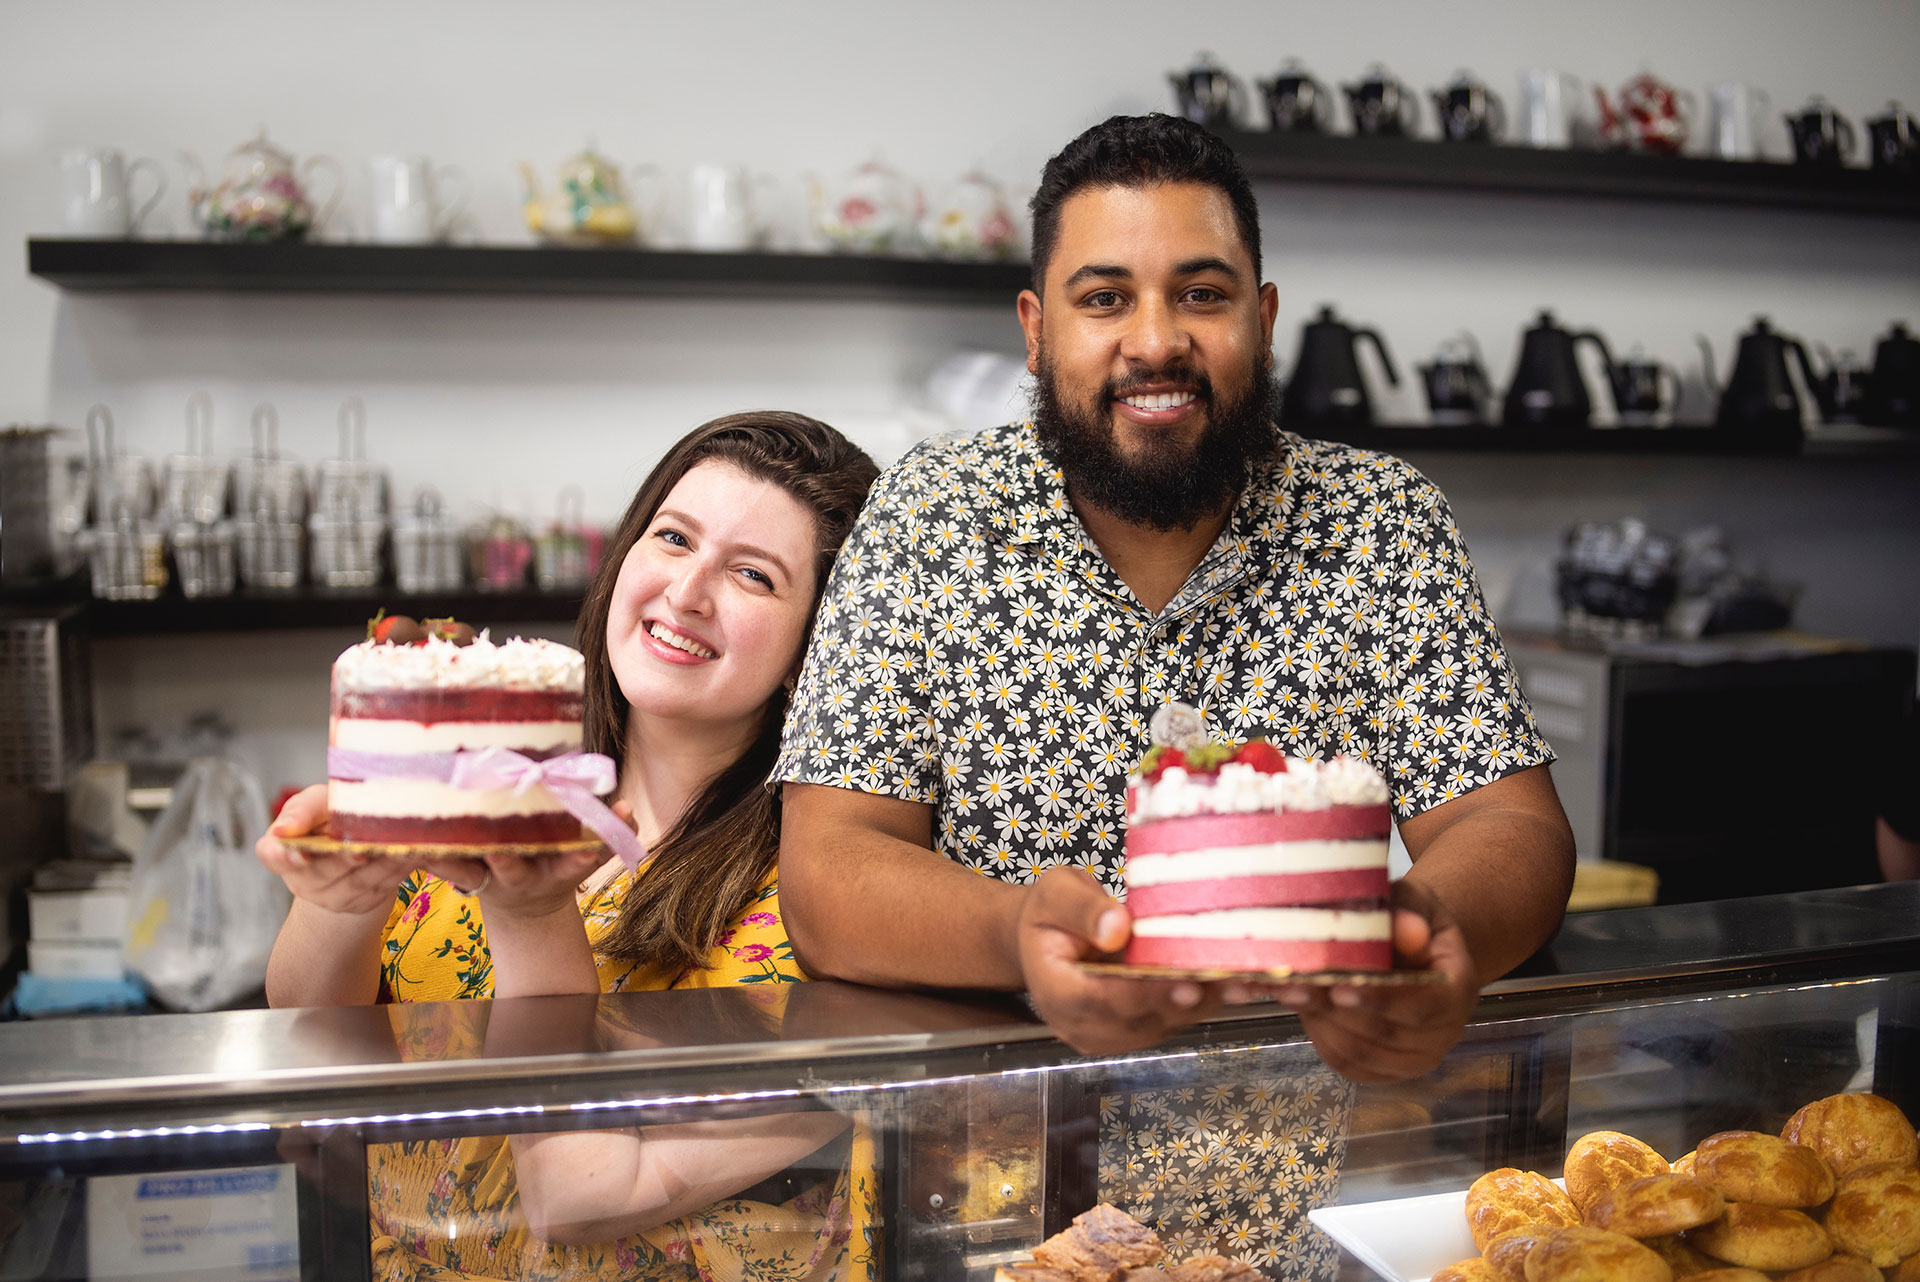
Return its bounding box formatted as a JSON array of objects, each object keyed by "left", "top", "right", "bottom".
[
  {"left": 254, "top": 410, "right": 882, "bottom": 1276},
  {"left": 579, "top": 414, "right": 879, "bottom": 976}
]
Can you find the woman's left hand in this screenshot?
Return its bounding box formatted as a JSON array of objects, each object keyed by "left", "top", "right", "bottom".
[
  {"left": 420, "top": 847, "right": 614, "bottom": 919},
  {"left": 420, "top": 801, "right": 638, "bottom": 920}
]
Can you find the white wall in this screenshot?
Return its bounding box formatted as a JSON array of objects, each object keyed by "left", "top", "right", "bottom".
[{"left": 4, "top": 0, "right": 1918, "bottom": 796}]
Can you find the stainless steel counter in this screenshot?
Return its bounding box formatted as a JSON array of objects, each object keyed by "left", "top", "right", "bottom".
[{"left": 0, "top": 882, "right": 1914, "bottom": 1138}]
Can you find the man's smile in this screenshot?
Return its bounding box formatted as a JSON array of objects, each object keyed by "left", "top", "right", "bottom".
[{"left": 1112, "top": 382, "right": 1204, "bottom": 425}]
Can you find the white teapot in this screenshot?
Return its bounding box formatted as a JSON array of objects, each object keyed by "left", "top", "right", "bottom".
[
  {"left": 919, "top": 171, "right": 1018, "bottom": 260},
  {"left": 181, "top": 130, "right": 341, "bottom": 242},
  {"left": 811, "top": 159, "right": 917, "bottom": 254}
]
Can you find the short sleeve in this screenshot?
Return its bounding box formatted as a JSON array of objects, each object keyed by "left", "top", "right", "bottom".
[
  {"left": 773, "top": 462, "right": 942, "bottom": 803},
  {"left": 1368, "top": 472, "right": 1554, "bottom": 820}
]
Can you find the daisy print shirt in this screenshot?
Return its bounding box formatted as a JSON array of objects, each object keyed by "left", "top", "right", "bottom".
[{"left": 774, "top": 421, "right": 1553, "bottom": 893}]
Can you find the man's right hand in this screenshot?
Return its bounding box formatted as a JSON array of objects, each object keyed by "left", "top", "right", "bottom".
[
  {"left": 254, "top": 783, "right": 412, "bottom": 918},
  {"left": 1016, "top": 866, "right": 1225, "bottom": 1055}
]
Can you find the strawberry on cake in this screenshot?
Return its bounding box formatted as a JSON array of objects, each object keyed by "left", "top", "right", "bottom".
[
  {"left": 327, "top": 614, "right": 635, "bottom": 854},
  {"left": 1122, "top": 740, "right": 1393, "bottom": 973}
]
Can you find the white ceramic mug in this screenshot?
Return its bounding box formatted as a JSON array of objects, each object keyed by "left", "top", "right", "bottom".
[
  {"left": 60, "top": 148, "right": 165, "bottom": 236},
  {"left": 365, "top": 155, "right": 466, "bottom": 244},
  {"left": 1516, "top": 70, "right": 1585, "bottom": 148},
  {"left": 1707, "top": 83, "right": 1772, "bottom": 161},
  {"left": 684, "top": 163, "right": 761, "bottom": 251}
]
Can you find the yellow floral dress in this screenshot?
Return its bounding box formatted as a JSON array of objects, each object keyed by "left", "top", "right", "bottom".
[{"left": 366, "top": 866, "right": 878, "bottom": 1282}]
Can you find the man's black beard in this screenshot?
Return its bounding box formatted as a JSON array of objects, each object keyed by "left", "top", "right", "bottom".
[{"left": 1030, "top": 349, "right": 1280, "bottom": 532}]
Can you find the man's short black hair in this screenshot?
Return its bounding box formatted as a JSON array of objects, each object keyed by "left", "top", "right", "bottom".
[{"left": 1028, "top": 113, "right": 1262, "bottom": 293}]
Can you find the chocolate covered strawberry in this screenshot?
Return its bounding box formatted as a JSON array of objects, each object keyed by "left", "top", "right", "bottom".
[{"left": 367, "top": 611, "right": 425, "bottom": 645}]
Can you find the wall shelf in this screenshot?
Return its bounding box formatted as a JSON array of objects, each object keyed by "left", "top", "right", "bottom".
[
  {"left": 24, "top": 238, "right": 1033, "bottom": 302},
  {"left": 1296, "top": 421, "right": 1919, "bottom": 457},
  {"left": 22, "top": 582, "right": 587, "bottom": 638},
  {"left": 1217, "top": 128, "right": 1920, "bottom": 218}
]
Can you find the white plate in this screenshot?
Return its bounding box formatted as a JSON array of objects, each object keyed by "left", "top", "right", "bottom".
[{"left": 1308, "top": 1179, "right": 1567, "bottom": 1282}]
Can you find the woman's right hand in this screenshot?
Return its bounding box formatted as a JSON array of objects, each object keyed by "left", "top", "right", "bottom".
[{"left": 255, "top": 783, "right": 412, "bottom": 917}]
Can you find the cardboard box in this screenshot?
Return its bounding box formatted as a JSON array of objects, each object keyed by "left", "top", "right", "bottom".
[
  {"left": 27, "top": 938, "right": 125, "bottom": 979},
  {"left": 27, "top": 886, "right": 130, "bottom": 941}
]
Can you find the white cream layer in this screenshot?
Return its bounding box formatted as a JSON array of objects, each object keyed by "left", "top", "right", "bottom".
[
  {"left": 1130, "top": 755, "right": 1389, "bottom": 821},
  {"left": 333, "top": 633, "right": 585, "bottom": 693},
  {"left": 1130, "top": 908, "right": 1391, "bottom": 940},
  {"left": 332, "top": 719, "right": 582, "bottom": 754},
  {"left": 331, "top": 779, "right": 565, "bottom": 818},
  {"left": 1126, "top": 840, "right": 1388, "bottom": 886}
]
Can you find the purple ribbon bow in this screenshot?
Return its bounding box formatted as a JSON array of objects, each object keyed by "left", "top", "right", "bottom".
[{"left": 329, "top": 745, "right": 650, "bottom": 870}]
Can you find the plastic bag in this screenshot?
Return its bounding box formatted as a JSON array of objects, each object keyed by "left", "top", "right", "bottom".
[{"left": 123, "top": 756, "right": 289, "bottom": 1011}]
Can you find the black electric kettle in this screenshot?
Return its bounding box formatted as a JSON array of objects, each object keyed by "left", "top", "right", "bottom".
[
  {"left": 1863, "top": 321, "right": 1920, "bottom": 427},
  {"left": 1697, "top": 317, "right": 1817, "bottom": 434},
  {"left": 1502, "top": 310, "right": 1621, "bottom": 428},
  {"left": 1279, "top": 305, "right": 1400, "bottom": 426}
]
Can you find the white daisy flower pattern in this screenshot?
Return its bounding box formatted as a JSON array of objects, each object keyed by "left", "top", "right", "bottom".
[{"left": 776, "top": 422, "right": 1553, "bottom": 899}]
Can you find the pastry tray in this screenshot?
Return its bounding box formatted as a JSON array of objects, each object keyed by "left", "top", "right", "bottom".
[
  {"left": 277, "top": 835, "right": 606, "bottom": 860},
  {"left": 1074, "top": 960, "right": 1446, "bottom": 986},
  {"left": 1307, "top": 1179, "right": 1567, "bottom": 1282}
]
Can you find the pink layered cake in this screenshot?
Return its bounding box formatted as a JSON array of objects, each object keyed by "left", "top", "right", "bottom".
[
  {"left": 328, "top": 620, "right": 592, "bottom": 846},
  {"left": 1122, "top": 741, "right": 1393, "bottom": 972}
]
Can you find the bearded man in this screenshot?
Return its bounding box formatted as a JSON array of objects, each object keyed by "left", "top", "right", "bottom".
[{"left": 775, "top": 112, "right": 1571, "bottom": 1080}]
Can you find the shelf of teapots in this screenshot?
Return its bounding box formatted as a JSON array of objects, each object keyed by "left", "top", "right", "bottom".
[
  {"left": 1275, "top": 309, "right": 1920, "bottom": 456},
  {"left": 34, "top": 139, "right": 1031, "bottom": 300},
  {"left": 1170, "top": 57, "right": 1920, "bottom": 218}
]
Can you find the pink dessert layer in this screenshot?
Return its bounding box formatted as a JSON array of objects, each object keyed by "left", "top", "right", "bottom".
[
  {"left": 329, "top": 812, "right": 583, "bottom": 846},
  {"left": 331, "top": 688, "right": 583, "bottom": 722},
  {"left": 1125, "top": 936, "right": 1391, "bottom": 972},
  {"left": 1126, "top": 868, "right": 1389, "bottom": 917},
  {"left": 1125, "top": 803, "right": 1390, "bottom": 856}
]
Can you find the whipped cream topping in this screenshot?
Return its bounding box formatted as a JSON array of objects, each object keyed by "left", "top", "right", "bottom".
[
  {"left": 332, "top": 632, "right": 586, "bottom": 693},
  {"left": 1129, "top": 755, "right": 1388, "bottom": 821}
]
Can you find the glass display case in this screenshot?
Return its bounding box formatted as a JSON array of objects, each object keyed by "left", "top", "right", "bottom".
[{"left": 1, "top": 882, "right": 1915, "bottom": 1281}]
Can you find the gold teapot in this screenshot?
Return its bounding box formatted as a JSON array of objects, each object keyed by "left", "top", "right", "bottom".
[{"left": 518, "top": 147, "right": 649, "bottom": 246}]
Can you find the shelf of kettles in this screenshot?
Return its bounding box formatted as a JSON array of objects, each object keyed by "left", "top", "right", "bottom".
[
  {"left": 1215, "top": 129, "right": 1920, "bottom": 217},
  {"left": 24, "top": 239, "right": 1034, "bottom": 300},
  {"left": 77, "top": 585, "right": 586, "bottom": 637}
]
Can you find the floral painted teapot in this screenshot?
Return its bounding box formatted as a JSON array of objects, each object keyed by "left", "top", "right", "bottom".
[
  {"left": 182, "top": 130, "right": 342, "bottom": 241},
  {"left": 518, "top": 148, "right": 649, "bottom": 246},
  {"left": 812, "top": 159, "right": 918, "bottom": 254},
  {"left": 1596, "top": 73, "right": 1695, "bottom": 154},
  {"left": 918, "top": 171, "right": 1017, "bottom": 260}
]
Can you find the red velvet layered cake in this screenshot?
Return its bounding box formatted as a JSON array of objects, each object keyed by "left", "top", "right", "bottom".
[
  {"left": 1122, "top": 740, "right": 1393, "bottom": 972},
  {"left": 328, "top": 617, "right": 593, "bottom": 846}
]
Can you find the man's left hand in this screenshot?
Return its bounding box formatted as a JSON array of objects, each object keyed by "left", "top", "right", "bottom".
[{"left": 1271, "top": 880, "right": 1480, "bottom": 1084}]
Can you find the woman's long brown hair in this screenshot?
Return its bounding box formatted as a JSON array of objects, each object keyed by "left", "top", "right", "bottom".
[{"left": 576, "top": 412, "right": 878, "bottom": 977}]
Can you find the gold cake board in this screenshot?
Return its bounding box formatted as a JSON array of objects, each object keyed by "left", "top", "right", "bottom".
[
  {"left": 1075, "top": 960, "right": 1446, "bottom": 985},
  {"left": 278, "top": 835, "right": 606, "bottom": 860}
]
